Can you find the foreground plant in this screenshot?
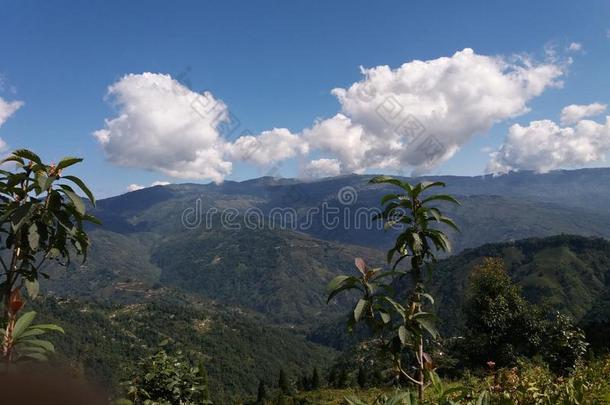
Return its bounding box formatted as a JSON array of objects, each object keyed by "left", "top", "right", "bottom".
[
  {"left": 122, "top": 342, "right": 212, "bottom": 405},
  {"left": 0, "top": 149, "right": 98, "bottom": 363},
  {"left": 1, "top": 308, "right": 64, "bottom": 363},
  {"left": 328, "top": 177, "right": 459, "bottom": 402}
]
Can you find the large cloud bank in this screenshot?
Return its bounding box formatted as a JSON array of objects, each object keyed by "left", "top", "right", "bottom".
[{"left": 95, "top": 49, "right": 568, "bottom": 181}]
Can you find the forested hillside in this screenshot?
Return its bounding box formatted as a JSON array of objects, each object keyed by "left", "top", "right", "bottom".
[{"left": 31, "top": 295, "right": 337, "bottom": 403}]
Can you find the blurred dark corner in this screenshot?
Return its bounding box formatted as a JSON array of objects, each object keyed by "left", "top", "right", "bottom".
[{"left": 0, "top": 367, "right": 108, "bottom": 405}]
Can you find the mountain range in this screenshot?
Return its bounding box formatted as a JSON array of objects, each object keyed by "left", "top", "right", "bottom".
[{"left": 36, "top": 167, "right": 610, "bottom": 400}]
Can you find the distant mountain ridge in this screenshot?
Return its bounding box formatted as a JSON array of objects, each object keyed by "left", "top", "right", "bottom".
[{"left": 92, "top": 167, "right": 610, "bottom": 251}]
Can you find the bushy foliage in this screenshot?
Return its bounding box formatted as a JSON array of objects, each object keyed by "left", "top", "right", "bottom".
[
  {"left": 458, "top": 258, "right": 587, "bottom": 373},
  {"left": 479, "top": 358, "right": 610, "bottom": 404},
  {"left": 291, "top": 357, "right": 610, "bottom": 404},
  {"left": 122, "top": 344, "right": 211, "bottom": 405}
]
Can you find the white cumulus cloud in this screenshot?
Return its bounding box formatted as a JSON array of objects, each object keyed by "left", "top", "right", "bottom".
[
  {"left": 0, "top": 97, "right": 23, "bottom": 128},
  {"left": 302, "top": 158, "right": 342, "bottom": 178},
  {"left": 303, "top": 48, "right": 564, "bottom": 175},
  {"left": 0, "top": 97, "right": 23, "bottom": 151},
  {"left": 560, "top": 103, "right": 606, "bottom": 126},
  {"left": 228, "top": 128, "right": 308, "bottom": 166},
  {"left": 126, "top": 184, "right": 145, "bottom": 192},
  {"left": 94, "top": 73, "right": 233, "bottom": 183},
  {"left": 487, "top": 116, "right": 610, "bottom": 174},
  {"left": 126, "top": 180, "right": 171, "bottom": 192}
]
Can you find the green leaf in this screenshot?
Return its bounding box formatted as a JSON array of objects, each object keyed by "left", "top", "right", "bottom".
[
  {"left": 369, "top": 176, "right": 412, "bottom": 193},
  {"left": 420, "top": 181, "right": 446, "bottom": 191},
  {"left": 379, "top": 310, "right": 391, "bottom": 324},
  {"left": 439, "top": 216, "right": 460, "bottom": 232},
  {"left": 476, "top": 390, "right": 490, "bottom": 405},
  {"left": 20, "top": 339, "right": 55, "bottom": 352},
  {"left": 353, "top": 298, "right": 368, "bottom": 322},
  {"left": 18, "top": 328, "right": 46, "bottom": 339},
  {"left": 381, "top": 296, "right": 407, "bottom": 320},
  {"left": 12, "top": 149, "right": 42, "bottom": 164},
  {"left": 10, "top": 203, "right": 33, "bottom": 232},
  {"left": 62, "top": 175, "right": 96, "bottom": 206},
  {"left": 27, "top": 223, "right": 40, "bottom": 250},
  {"left": 39, "top": 175, "right": 58, "bottom": 192},
  {"left": 427, "top": 207, "right": 441, "bottom": 222},
  {"left": 411, "top": 232, "right": 423, "bottom": 254},
  {"left": 398, "top": 325, "right": 408, "bottom": 345},
  {"left": 327, "top": 280, "right": 361, "bottom": 303},
  {"left": 380, "top": 193, "right": 399, "bottom": 206},
  {"left": 421, "top": 194, "right": 460, "bottom": 205},
  {"left": 56, "top": 157, "right": 83, "bottom": 171},
  {"left": 30, "top": 323, "right": 64, "bottom": 333},
  {"left": 83, "top": 213, "right": 102, "bottom": 225},
  {"left": 23, "top": 352, "right": 48, "bottom": 362},
  {"left": 35, "top": 172, "right": 48, "bottom": 192},
  {"left": 413, "top": 312, "right": 439, "bottom": 339},
  {"left": 327, "top": 275, "right": 361, "bottom": 303},
  {"left": 12, "top": 311, "right": 37, "bottom": 340},
  {"left": 327, "top": 275, "right": 351, "bottom": 294},
  {"left": 420, "top": 293, "right": 435, "bottom": 305},
  {"left": 59, "top": 188, "right": 85, "bottom": 216},
  {"left": 25, "top": 279, "right": 39, "bottom": 299},
  {"left": 1, "top": 155, "right": 25, "bottom": 166}
]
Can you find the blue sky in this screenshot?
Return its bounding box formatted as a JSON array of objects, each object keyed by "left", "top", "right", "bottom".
[{"left": 1, "top": 0, "right": 609, "bottom": 197}]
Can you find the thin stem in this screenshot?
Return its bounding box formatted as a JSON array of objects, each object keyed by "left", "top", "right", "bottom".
[
  {"left": 418, "top": 335, "right": 424, "bottom": 402},
  {"left": 399, "top": 367, "right": 423, "bottom": 386}
]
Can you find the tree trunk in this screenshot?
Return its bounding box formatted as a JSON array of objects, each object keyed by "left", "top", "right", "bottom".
[{"left": 418, "top": 335, "right": 424, "bottom": 402}]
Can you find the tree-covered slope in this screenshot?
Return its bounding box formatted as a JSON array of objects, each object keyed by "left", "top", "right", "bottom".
[
  {"left": 312, "top": 235, "right": 610, "bottom": 353},
  {"left": 44, "top": 223, "right": 383, "bottom": 327},
  {"left": 32, "top": 294, "right": 337, "bottom": 404},
  {"left": 430, "top": 235, "right": 610, "bottom": 336},
  {"left": 151, "top": 226, "right": 382, "bottom": 326}
]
